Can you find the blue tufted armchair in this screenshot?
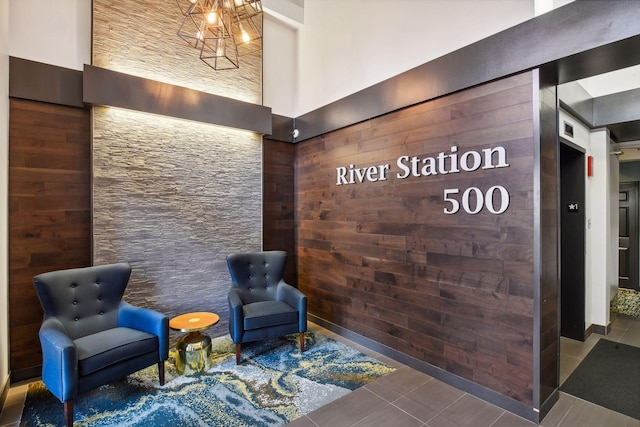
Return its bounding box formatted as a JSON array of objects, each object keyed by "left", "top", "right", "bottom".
[
  {"left": 33, "top": 263, "right": 169, "bottom": 427},
  {"left": 227, "top": 251, "right": 307, "bottom": 364}
]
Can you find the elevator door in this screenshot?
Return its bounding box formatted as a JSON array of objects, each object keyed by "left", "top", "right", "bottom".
[{"left": 560, "top": 142, "right": 586, "bottom": 341}]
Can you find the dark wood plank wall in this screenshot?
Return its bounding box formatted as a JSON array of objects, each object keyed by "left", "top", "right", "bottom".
[
  {"left": 538, "top": 81, "right": 559, "bottom": 406},
  {"left": 8, "top": 98, "right": 91, "bottom": 378},
  {"left": 263, "top": 138, "right": 297, "bottom": 285},
  {"left": 295, "top": 72, "right": 538, "bottom": 405}
]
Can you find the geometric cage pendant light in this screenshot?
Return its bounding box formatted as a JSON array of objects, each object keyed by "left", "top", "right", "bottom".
[{"left": 176, "top": 0, "right": 263, "bottom": 70}]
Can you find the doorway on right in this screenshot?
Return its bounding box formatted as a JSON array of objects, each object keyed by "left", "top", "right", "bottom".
[{"left": 619, "top": 181, "right": 639, "bottom": 291}]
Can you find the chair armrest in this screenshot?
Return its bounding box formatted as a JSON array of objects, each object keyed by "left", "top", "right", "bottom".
[
  {"left": 277, "top": 282, "right": 307, "bottom": 332},
  {"left": 228, "top": 288, "right": 245, "bottom": 342},
  {"left": 39, "top": 318, "right": 78, "bottom": 403},
  {"left": 118, "top": 302, "right": 169, "bottom": 361}
]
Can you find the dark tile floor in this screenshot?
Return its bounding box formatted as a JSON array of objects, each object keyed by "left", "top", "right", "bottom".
[
  {"left": 2, "top": 314, "right": 639, "bottom": 427},
  {"left": 290, "top": 314, "right": 640, "bottom": 427}
]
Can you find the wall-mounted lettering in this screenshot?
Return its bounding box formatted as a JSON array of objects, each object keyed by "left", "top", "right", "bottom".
[
  {"left": 396, "top": 145, "right": 509, "bottom": 179},
  {"left": 336, "top": 163, "right": 390, "bottom": 185},
  {"left": 335, "top": 145, "right": 511, "bottom": 215},
  {"left": 443, "top": 186, "right": 510, "bottom": 215}
]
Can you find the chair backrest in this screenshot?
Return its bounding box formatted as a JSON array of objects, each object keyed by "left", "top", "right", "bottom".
[
  {"left": 33, "top": 263, "right": 132, "bottom": 339},
  {"left": 227, "top": 251, "right": 287, "bottom": 303}
]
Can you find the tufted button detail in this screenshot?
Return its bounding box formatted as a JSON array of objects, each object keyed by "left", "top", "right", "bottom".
[
  {"left": 97, "top": 296, "right": 102, "bottom": 301},
  {"left": 248, "top": 287, "right": 252, "bottom": 291},
  {"left": 70, "top": 283, "right": 77, "bottom": 288},
  {"left": 99, "top": 311, "right": 104, "bottom": 315},
  {"left": 74, "top": 317, "right": 79, "bottom": 321},
  {"left": 73, "top": 301, "right": 78, "bottom": 305}
]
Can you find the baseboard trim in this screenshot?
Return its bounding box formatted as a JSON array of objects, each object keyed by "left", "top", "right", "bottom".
[
  {"left": 589, "top": 322, "right": 610, "bottom": 336},
  {"left": 0, "top": 374, "right": 9, "bottom": 413},
  {"left": 308, "top": 314, "right": 545, "bottom": 423},
  {"left": 11, "top": 366, "right": 41, "bottom": 384}
]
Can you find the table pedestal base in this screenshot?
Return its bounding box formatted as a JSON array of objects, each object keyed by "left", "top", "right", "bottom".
[{"left": 175, "top": 331, "right": 212, "bottom": 375}]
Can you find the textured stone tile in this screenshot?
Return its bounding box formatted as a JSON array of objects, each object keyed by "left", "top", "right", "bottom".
[{"left": 93, "top": 108, "right": 262, "bottom": 340}]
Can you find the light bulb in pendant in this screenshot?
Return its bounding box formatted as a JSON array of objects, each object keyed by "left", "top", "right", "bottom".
[
  {"left": 239, "top": 22, "right": 250, "bottom": 42},
  {"left": 207, "top": 11, "right": 217, "bottom": 24}
]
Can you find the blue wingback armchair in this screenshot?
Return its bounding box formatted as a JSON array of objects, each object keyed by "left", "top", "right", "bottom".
[
  {"left": 227, "top": 251, "right": 307, "bottom": 364},
  {"left": 33, "top": 263, "right": 169, "bottom": 427}
]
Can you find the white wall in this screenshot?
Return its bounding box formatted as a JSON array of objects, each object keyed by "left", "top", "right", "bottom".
[
  {"left": 1, "top": 0, "right": 10, "bottom": 396},
  {"left": 263, "top": 12, "right": 299, "bottom": 117},
  {"left": 292, "top": 0, "right": 535, "bottom": 116},
  {"left": 9, "top": 0, "right": 91, "bottom": 70},
  {"left": 589, "top": 128, "right": 616, "bottom": 328},
  {"left": 263, "top": 0, "right": 576, "bottom": 117}
]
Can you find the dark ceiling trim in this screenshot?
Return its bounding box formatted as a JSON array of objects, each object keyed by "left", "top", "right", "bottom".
[
  {"left": 558, "top": 84, "right": 640, "bottom": 143},
  {"left": 593, "top": 88, "right": 640, "bottom": 127},
  {"left": 9, "top": 57, "right": 84, "bottom": 108},
  {"left": 593, "top": 89, "right": 640, "bottom": 143},
  {"left": 268, "top": 114, "right": 295, "bottom": 142},
  {"left": 557, "top": 82, "right": 594, "bottom": 127},
  {"left": 83, "top": 65, "right": 272, "bottom": 135},
  {"left": 294, "top": 1, "right": 640, "bottom": 142}
]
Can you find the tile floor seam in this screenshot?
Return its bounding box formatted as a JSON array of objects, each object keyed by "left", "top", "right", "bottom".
[
  {"left": 396, "top": 376, "right": 434, "bottom": 398},
  {"left": 362, "top": 386, "right": 393, "bottom": 404},
  {"left": 387, "top": 400, "right": 432, "bottom": 425},
  {"left": 553, "top": 401, "right": 576, "bottom": 427},
  {"left": 363, "top": 374, "right": 433, "bottom": 402},
  {"left": 348, "top": 402, "right": 394, "bottom": 427},
  {"left": 302, "top": 414, "right": 319, "bottom": 427},
  {"left": 487, "top": 411, "right": 506, "bottom": 427},
  {"left": 423, "top": 391, "right": 468, "bottom": 424}
]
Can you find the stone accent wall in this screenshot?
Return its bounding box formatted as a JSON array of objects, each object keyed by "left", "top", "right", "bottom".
[
  {"left": 92, "top": 1, "right": 263, "bottom": 338},
  {"left": 93, "top": 0, "right": 261, "bottom": 103}
]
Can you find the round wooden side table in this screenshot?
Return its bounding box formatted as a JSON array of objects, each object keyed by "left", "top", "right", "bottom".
[{"left": 169, "top": 311, "right": 220, "bottom": 375}]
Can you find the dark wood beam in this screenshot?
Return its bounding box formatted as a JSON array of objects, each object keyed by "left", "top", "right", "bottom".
[
  {"left": 83, "top": 65, "right": 272, "bottom": 135},
  {"left": 9, "top": 57, "right": 83, "bottom": 107}
]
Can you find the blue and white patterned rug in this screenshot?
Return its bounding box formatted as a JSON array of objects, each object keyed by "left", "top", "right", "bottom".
[{"left": 20, "top": 330, "right": 395, "bottom": 426}]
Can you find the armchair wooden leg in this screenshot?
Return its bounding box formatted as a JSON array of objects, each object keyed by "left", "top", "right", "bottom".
[
  {"left": 299, "top": 332, "right": 305, "bottom": 352},
  {"left": 64, "top": 400, "right": 74, "bottom": 427},
  {"left": 235, "top": 343, "right": 241, "bottom": 365},
  {"left": 158, "top": 361, "right": 165, "bottom": 386}
]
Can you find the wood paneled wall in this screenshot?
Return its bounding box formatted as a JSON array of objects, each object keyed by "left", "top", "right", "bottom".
[
  {"left": 537, "top": 79, "right": 559, "bottom": 408},
  {"left": 8, "top": 98, "right": 91, "bottom": 378},
  {"left": 296, "top": 72, "right": 539, "bottom": 406},
  {"left": 263, "top": 138, "right": 297, "bottom": 284}
]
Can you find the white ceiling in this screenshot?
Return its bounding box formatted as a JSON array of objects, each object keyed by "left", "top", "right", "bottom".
[{"left": 577, "top": 64, "right": 640, "bottom": 98}]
